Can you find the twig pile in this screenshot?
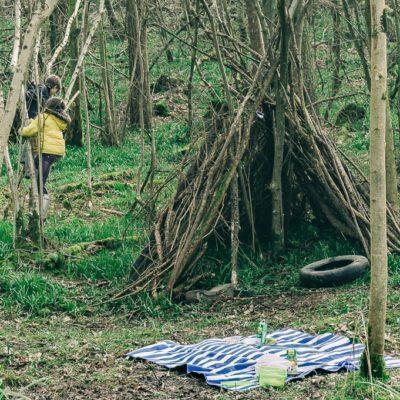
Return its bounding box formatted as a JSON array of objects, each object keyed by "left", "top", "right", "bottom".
[
  {"left": 126, "top": 0, "right": 400, "bottom": 296},
  {"left": 129, "top": 68, "right": 400, "bottom": 296}
]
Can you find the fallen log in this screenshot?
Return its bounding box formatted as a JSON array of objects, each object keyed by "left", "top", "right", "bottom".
[{"left": 57, "top": 170, "right": 136, "bottom": 193}]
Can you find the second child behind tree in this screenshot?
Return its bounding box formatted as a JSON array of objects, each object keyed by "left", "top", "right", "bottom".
[{"left": 25, "top": 74, "right": 62, "bottom": 119}]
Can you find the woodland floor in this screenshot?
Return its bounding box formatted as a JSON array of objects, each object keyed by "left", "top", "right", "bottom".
[{"left": 0, "top": 287, "right": 400, "bottom": 400}]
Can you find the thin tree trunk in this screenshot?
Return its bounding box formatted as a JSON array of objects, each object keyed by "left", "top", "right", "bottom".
[
  {"left": 99, "top": 14, "right": 118, "bottom": 146},
  {"left": 126, "top": 0, "right": 153, "bottom": 129},
  {"left": 342, "top": 0, "right": 371, "bottom": 90},
  {"left": 32, "top": 32, "right": 45, "bottom": 245},
  {"left": 363, "top": 0, "right": 398, "bottom": 214},
  {"left": 140, "top": 8, "right": 153, "bottom": 130},
  {"left": 49, "top": 9, "right": 58, "bottom": 52},
  {"left": 82, "top": 69, "right": 93, "bottom": 207},
  {"left": 1, "top": 90, "right": 20, "bottom": 248},
  {"left": 80, "top": 0, "right": 93, "bottom": 208},
  {"left": 6, "top": 1, "right": 22, "bottom": 247},
  {"left": 230, "top": 171, "right": 239, "bottom": 287},
  {"left": 156, "top": 0, "right": 174, "bottom": 62},
  {"left": 66, "top": 0, "right": 83, "bottom": 146},
  {"left": 129, "top": 0, "right": 156, "bottom": 214},
  {"left": 325, "top": 1, "right": 341, "bottom": 118},
  {"left": 360, "top": 0, "right": 388, "bottom": 379},
  {"left": 237, "top": 0, "right": 248, "bottom": 43},
  {"left": 301, "top": 14, "right": 317, "bottom": 102},
  {"left": 105, "top": 0, "right": 123, "bottom": 33},
  {"left": 10, "top": 0, "right": 21, "bottom": 71},
  {"left": 21, "top": 88, "right": 42, "bottom": 245},
  {"left": 187, "top": 0, "right": 200, "bottom": 136},
  {"left": 271, "top": 0, "right": 289, "bottom": 254},
  {"left": 201, "top": 0, "right": 234, "bottom": 112},
  {"left": 244, "top": 0, "right": 265, "bottom": 55},
  {"left": 364, "top": 0, "right": 371, "bottom": 51},
  {"left": 395, "top": 0, "right": 400, "bottom": 143}
]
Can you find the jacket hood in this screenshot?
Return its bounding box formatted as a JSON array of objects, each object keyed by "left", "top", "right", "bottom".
[{"left": 44, "top": 109, "right": 71, "bottom": 128}]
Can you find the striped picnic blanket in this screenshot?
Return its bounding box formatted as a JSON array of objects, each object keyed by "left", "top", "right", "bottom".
[{"left": 127, "top": 329, "right": 400, "bottom": 391}]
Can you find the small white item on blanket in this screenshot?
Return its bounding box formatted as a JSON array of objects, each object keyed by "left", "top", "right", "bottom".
[
  {"left": 126, "top": 328, "right": 400, "bottom": 392},
  {"left": 224, "top": 336, "right": 243, "bottom": 345},
  {"left": 256, "top": 353, "right": 290, "bottom": 371},
  {"left": 225, "top": 336, "right": 262, "bottom": 346},
  {"left": 242, "top": 337, "right": 262, "bottom": 346}
]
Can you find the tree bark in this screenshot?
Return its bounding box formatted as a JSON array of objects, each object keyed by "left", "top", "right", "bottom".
[
  {"left": 363, "top": 0, "right": 398, "bottom": 214},
  {"left": 244, "top": 0, "right": 265, "bottom": 55},
  {"left": 361, "top": 0, "right": 388, "bottom": 379},
  {"left": 230, "top": 171, "right": 239, "bottom": 287},
  {"left": 105, "top": 0, "right": 123, "bottom": 33},
  {"left": 364, "top": 0, "right": 371, "bottom": 51},
  {"left": 1, "top": 89, "right": 21, "bottom": 247},
  {"left": 99, "top": 14, "right": 118, "bottom": 146},
  {"left": 10, "top": 0, "right": 21, "bottom": 71},
  {"left": 65, "top": 0, "right": 83, "bottom": 146},
  {"left": 271, "top": 0, "right": 289, "bottom": 254},
  {"left": 385, "top": 101, "right": 398, "bottom": 214},
  {"left": 187, "top": 0, "right": 200, "bottom": 136},
  {"left": 325, "top": 1, "right": 341, "bottom": 118},
  {"left": 126, "top": 0, "right": 153, "bottom": 129},
  {"left": 49, "top": 11, "right": 58, "bottom": 52},
  {"left": 80, "top": 0, "right": 93, "bottom": 207},
  {"left": 156, "top": 0, "right": 174, "bottom": 62},
  {"left": 395, "top": 0, "right": 400, "bottom": 148}
]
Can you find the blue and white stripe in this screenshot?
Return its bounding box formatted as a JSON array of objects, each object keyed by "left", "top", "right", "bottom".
[{"left": 127, "top": 329, "right": 400, "bottom": 391}]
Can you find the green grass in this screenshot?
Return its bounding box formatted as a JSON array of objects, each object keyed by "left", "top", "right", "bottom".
[
  {"left": 0, "top": 265, "right": 79, "bottom": 316},
  {"left": 326, "top": 374, "right": 400, "bottom": 400}
]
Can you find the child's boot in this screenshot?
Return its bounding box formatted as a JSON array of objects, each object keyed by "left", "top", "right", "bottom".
[{"left": 42, "top": 194, "right": 50, "bottom": 219}]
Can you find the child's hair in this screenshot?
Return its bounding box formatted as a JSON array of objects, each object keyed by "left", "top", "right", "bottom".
[
  {"left": 45, "top": 75, "right": 61, "bottom": 91},
  {"left": 44, "top": 97, "right": 71, "bottom": 125},
  {"left": 44, "top": 97, "right": 66, "bottom": 113}
]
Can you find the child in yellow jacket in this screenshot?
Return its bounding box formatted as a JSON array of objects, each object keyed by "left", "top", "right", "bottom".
[{"left": 20, "top": 97, "right": 71, "bottom": 215}]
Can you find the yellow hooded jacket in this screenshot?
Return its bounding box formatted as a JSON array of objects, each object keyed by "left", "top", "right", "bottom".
[{"left": 20, "top": 112, "right": 67, "bottom": 156}]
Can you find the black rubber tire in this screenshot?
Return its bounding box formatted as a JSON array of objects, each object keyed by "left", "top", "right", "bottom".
[{"left": 300, "top": 255, "right": 368, "bottom": 288}]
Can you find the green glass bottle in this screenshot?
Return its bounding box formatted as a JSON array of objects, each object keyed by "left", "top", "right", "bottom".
[
  {"left": 287, "top": 349, "right": 298, "bottom": 375},
  {"left": 257, "top": 321, "right": 268, "bottom": 346}
]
